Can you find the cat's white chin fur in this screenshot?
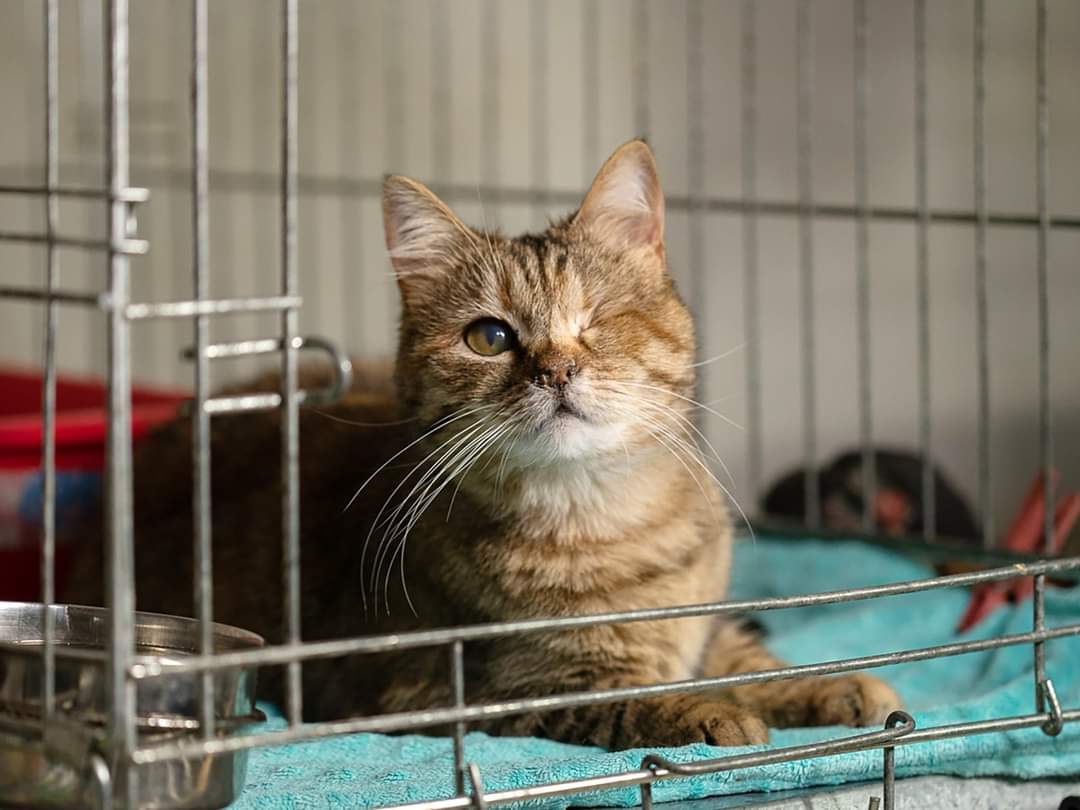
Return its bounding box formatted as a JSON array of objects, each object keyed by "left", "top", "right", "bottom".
[{"left": 516, "top": 417, "right": 632, "bottom": 463}]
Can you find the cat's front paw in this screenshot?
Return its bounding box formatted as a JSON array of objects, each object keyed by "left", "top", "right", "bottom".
[
  {"left": 809, "top": 673, "right": 902, "bottom": 727},
  {"left": 621, "top": 696, "right": 769, "bottom": 749}
]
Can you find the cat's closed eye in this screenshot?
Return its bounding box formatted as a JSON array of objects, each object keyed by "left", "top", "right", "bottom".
[{"left": 465, "top": 318, "right": 516, "bottom": 356}]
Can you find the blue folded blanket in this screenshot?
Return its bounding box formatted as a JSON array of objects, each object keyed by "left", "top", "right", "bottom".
[{"left": 234, "top": 538, "right": 1080, "bottom": 808}]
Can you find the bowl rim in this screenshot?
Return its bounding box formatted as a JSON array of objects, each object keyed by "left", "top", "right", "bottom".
[{"left": 0, "top": 601, "right": 265, "bottom": 652}]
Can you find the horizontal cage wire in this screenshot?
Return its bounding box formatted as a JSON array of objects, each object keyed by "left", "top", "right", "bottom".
[{"left": 0, "top": 1, "right": 1077, "bottom": 809}]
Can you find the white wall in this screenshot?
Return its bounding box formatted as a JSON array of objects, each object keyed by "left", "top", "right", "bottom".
[{"left": 1, "top": 0, "right": 1078, "bottom": 535}]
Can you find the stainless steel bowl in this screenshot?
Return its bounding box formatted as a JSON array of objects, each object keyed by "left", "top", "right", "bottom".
[{"left": 0, "top": 602, "right": 265, "bottom": 809}]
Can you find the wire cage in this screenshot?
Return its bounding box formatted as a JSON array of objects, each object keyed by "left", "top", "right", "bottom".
[{"left": 0, "top": 0, "right": 1079, "bottom": 808}]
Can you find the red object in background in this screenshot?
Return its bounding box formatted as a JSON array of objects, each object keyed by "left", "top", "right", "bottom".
[
  {"left": 957, "top": 471, "right": 1080, "bottom": 633},
  {"left": 0, "top": 369, "right": 187, "bottom": 602}
]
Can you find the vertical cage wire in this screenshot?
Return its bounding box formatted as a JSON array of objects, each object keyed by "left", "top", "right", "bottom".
[
  {"left": 581, "top": 0, "right": 598, "bottom": 179},
  {"left": 450, "top": 640, "right": 467, "bottom": 797},
  {"left": 973, "top": 0, "right": 993, "bottom": 549},
  {"left": 686, "top": 0, "right": 705, "bottom": 334},
  {"left": 1033, "top": 0, "right": 1050, "bottom": 713},
  {"left": 431, "top": 0, "right": 452, "bottom": 181},
  {"left": 852, "top": 0, "right": 875, "bottom": 532},
  {"left": 530, "top": 0, "right": 548, "bottom": 223},
  {"left": 481, "top": 0, "right": 500, "bottom": 220},
  {"left": 913, "top": 0, "right": 935, "bottom": 540},
  {"left": 40, "top": 0, "right": 59, "bottom": 723},
  {"left": 796, "top": 0, "right": 819, "bottom": 529},
  {"left": 384, "top": 0, "right": 404, "bottom": 173},
  {"left": 280, "top": 0, "right": 303, "bottom": 726},
  {"left": 633, "top": 0, "right": 649, "bottom": 137},
  {"left": 105, "top": 0, "right": 138, "bottom": 801},
  {"left": 740, "top": 0, "right": 762, "bottom": 508},
  {"left": 191, "top": 0, "right": 215, "bottom": 740}
]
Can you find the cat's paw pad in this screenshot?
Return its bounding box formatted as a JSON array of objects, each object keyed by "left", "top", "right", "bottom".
[
  {"left": 696, "top": 703, "right": 770, "bottom": 747},
  {"left": 616, "top": 698, "right": 769, "bottom": 749},
  {"left": 810, "top": 673, "right": 901, "bottom": 727}
]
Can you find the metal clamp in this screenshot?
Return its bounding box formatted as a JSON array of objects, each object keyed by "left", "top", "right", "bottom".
[
  {"left": 292, "top": 335, "right": 354, "bottom": 406},
  {"left": 880, "top": 710, "right": 913, "bottom": 810},
  {"left": 181, "top": 334, "right": 354, "bottom": 414},
  {"left": 1040, "top": 678, "right": 1064, "bottom": 737}
]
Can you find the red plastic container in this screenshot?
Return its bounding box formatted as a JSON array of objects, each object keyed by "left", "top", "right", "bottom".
[{"left": 0, "top": 369, "right": 187, "bottom": 601}]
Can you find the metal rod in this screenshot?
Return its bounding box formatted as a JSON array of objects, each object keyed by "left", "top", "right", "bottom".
[
  {"left": 582, "top": 0, "right": 598, "bottom": 174},
  {"left": 384, "top": 0, "right": 403, "bottom": 172},
  {"left": 0, "top": 183, "right": 148, "bottom": 201},
  {"left": 881, "top": 711, "right": 910, "bottom": 810},
  {"left": 467, "top": 764, "right": 488, "bottom": 810},
  {"left": 640, "top": 711, "right": 914, "bottom": 776},
  {"left": 530, "top": 0, "right": 548, "bottom": 223},
  {"left": 797, "top": 0, "right": 819, "bottom": 529},
  {"left": 741, "top": 0, "right": 762, "bottom": 505},
  {"left": 40, "top": 0, "right": 59, "bottom": 725},
  {"left": 185, "top": 337, "right": 283, "bottom": 360},
  {"left": 132, "top": 681, "right": 1080, "bottom": 772},
  {"left": 105, "top": 0, "right": 138, "bottom": 802},
  {"left": 974, "top": 0, "right": 992, "bottom": 550},
  {"left": 853, "top": 0, "right": 875, "bottom": 532},
  {"left": 124, "top": 295, "right": 302, "bottom": 320},
  {"left": 130, "top": 556, "right": 1080, "bottom": 679},
  {"left": 191, "top": 0, "right": 215, "bottom": 741},
  {"left": 1034, "top": 0, "right": 1051, "bottom": 713},
  {"left": 34, "top": 160, "right": 1080, "bottom": 229},
  {"left": 481, "top": 0, "right": 500, "bottom": 219},
  {"left": 633, "top": 0, "right": 649, "bottom": 136},
  {"left": 0, "top": 230, "right": 148, "bottom": 253},
  {"left": 451, "top": 641, "right": 467, "bottom": 796},
  {"left": 204, "top": 393, "right": 283, "bottom": 415},
  {"left": 281, "top": 0, "right": 303, "bottom": 726},
  {"left": 0, "top": 287, "right": 101, "bottom": 306},
  {"left": 914, "top": 0, "right": 934, "bottom": 539},
  {"left": 430, "top": 0, "right": 451, "bottom": 180},
  {"left": 687, "top": 0, "right": 705, "bottom": 423}
]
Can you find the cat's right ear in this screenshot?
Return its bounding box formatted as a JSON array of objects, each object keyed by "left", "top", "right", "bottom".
[{"left": 382, "top": 175, "right": 473, "bottom": 304}]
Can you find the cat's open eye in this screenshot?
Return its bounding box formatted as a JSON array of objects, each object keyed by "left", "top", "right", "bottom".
[{"left": 465, "top": 319, "right": 516, "bottom": 356}]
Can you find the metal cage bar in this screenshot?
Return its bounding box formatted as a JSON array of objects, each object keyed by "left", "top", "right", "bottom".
[
  {"left": 530, "top": 0, "right": 548, "bottom": 221},
  {"left": 796, "top": 0, "right": 819, "bottom": 529},
  {"left": 633, "top": 0, "right": 649, "bottom": 137},
  {"left": 974, "top": 0, "right": 993, "bottom": 549},
  {"left": 191, "top": 0, "right": 215, "bottom": 741},
  {"left": 104, "top": 0, "right": 138, "bottom": 803},
  {"left": 581, "top": 0, "right": 598, "bottom": 176},
  {"left": 913, "top": 0, "right": 935, "bottom": 541},
  {"left": 687, "top": 0, "right": 706, "bottom": 426},
  {"left": 1033, "top": 0, "right": 1052, "bottom": 715},
  {"left": 853, "top": 0, "right": 875, "bottom": 532},
  {"left": 740, "top": 0, "right": 763, "bottom": 506},
  {"left": 39, "top": 0, "right": 59, "bottom": 725},
  {"left": 280, "top": 0, "right": 304, "bottom": 727}
]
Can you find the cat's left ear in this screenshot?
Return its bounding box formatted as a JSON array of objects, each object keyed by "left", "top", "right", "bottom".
[
  {"left": 573, "top": 139, "right": 665, "bottom": 259},
  {"left": 383, "top": 175, "right": 474, "bottom": 303}
]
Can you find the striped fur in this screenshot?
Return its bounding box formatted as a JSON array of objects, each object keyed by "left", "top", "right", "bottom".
[{"left": 63, "top": 141, "right": 899, "bottom": 749}]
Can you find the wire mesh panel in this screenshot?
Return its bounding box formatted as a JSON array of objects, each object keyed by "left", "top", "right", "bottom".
[{"left": 0, "top": 1, "right": 1078, "bottom": 808}]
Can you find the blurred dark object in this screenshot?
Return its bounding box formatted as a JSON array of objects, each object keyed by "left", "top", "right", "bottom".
[{"left": 762, "top": 448, "right": 980, "bottom": 543}]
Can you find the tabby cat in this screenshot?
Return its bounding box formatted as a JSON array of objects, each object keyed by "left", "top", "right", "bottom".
[{"left": 63, "top": 141, "right": 900, "bottom": 748}]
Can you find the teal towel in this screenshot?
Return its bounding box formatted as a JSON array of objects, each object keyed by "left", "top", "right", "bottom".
[{"left": 234, "top": 539, "right": 1080, "bottom": 808}]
